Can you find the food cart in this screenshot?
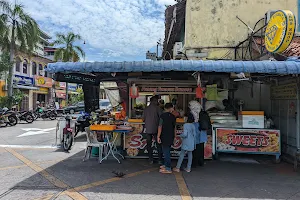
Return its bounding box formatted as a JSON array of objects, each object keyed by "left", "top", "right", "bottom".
[{"left": 47, "top": 60, "right": 300, "bottom": 162}]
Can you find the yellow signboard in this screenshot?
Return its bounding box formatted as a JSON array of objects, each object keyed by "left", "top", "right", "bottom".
[
  {"left": 265, "top": 10, "right": 296, "bottom": 53},
  {"left": 271, "top": 83, "right": 297, "bottom": 100}
]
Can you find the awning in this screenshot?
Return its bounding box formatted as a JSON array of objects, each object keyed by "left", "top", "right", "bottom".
[
  {"left": 13, "top": 85, "right": 39, "bottom": 90},
  {"left": 46, "top": 59, "right": 300, "bottom": 75}
]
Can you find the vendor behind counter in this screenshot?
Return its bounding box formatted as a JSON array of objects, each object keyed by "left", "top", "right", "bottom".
[{"left": 131, "top": 94, "right": 187, "bottom": 120}]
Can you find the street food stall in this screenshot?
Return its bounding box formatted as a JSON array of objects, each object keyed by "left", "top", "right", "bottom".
[
  {"left": 125, "top": 79, "right": 212, "bottom": 159},
  {"left": 47, "top": 59, "right": 300, "bottom": 163}
]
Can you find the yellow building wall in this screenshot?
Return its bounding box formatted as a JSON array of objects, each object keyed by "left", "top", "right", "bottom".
[
  {"left": 0, "top": 80, "right": 6, "bottom": 97},
  {"left": 185, "top": 0, "right": 298, "bottom": 59}
]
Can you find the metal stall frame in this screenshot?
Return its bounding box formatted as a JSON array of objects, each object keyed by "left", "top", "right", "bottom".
[{"left": 127, "top": 79, "right": 198, "bottom": 118}]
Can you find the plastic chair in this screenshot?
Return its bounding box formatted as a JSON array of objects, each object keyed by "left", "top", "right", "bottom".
[{"left": 83, "top": 127, "right": 107, "bottom": 163}]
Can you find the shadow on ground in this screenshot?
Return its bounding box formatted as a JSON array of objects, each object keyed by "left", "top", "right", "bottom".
[{"left": 1, "top": 138, "right": 300, "bottom": 199}]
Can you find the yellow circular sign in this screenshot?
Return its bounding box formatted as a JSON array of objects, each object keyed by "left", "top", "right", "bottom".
[
  {"left": 37, "top": 78, "right": 46, "bottom": 85},
  {"left": 265, "top": 10, "right": 296, "bottom": 53}
]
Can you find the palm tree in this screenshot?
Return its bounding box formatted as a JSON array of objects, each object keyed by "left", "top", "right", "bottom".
[
  {"left": 53, "top": 32, "right": 85, "bottom": 62},
  {"left": 52, "top": 32, "right": 85, "bottom": 105},
  {"left": 0, "top": 1, "right": 40, "bottom": 98}
]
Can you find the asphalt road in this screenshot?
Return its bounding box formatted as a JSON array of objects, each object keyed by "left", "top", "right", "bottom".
[{"left": 0, "top": 119, "right": 58, "bottom": 147}]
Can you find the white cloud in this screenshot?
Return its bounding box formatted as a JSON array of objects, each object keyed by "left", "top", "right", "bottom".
[{"left": 8, "top": 0, "right": 177, "bottom": 61}]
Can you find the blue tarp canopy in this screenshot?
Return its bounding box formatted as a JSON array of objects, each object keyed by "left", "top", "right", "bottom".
[{"left": 46, "top": 60, "right": 300, "bottom": 75}]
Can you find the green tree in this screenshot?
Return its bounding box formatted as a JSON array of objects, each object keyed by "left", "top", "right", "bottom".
[
  {"left": 52, "top": 32, "right": 85, "bottom": 105},
  {"left": 53, "top": 32, "right": 85, "bottom": 62},
  {"left": 0, "top": 89, "right": 26, "bottom": 109},
  {"left": 70, "top": 88, "right": 84, "bottom": 105},
  {"left": 0, "top": 52, "right": 13, "bottom": 76},
  {"left": 0, "top": 1, "right": 40, "bottom": 100}
]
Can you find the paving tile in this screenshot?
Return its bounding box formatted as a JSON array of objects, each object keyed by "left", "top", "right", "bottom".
[{"left": 0, "top": 151, "right": 24, "bottom": 168}]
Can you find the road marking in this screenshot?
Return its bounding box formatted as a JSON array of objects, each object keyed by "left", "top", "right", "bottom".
[
  {"left": 17, "top": 128, "right": 56, "bottom": 137},
  {"left": 0, "top": 159, "right": 64, "bottom": 171},
  {"left": 174, "top": 172, "right": 192, "bottom": 200},
  {"left": 0, "top": 145, "right": 59, "bottom": 149},
  {"left": 5, "top": 148, "right": 88, "bottom": 200},
  {"left": 33, "top": 194, "right": 54, "bottom": 200},
  {"left": 60, "top": 168, "right": 157, "bottom": 196}
]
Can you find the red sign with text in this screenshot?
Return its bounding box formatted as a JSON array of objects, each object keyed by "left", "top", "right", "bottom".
[
  {"left": 216, "top": 128, "right": 280, "bottom": 153},
  {"left": 125, "top": 123, "right": 212, "bottom": 159}
]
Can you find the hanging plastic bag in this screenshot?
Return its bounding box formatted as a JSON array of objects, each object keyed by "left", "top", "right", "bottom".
[
  {"left": 130, "top": 83, "right": 139, "bottom": 99},
  {"left": 195, "top": 73, "right": 204, "bottom": 98},
  {"left": 196, "top": 85, "right": 204, "bottom": 98}
]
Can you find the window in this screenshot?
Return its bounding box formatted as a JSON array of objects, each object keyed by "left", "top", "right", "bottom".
[
  {"left": 23, "top": 59, "right": 28, "bottom": 74},
  {"left": 32, "top": 62, "right": 37, "bottom": 75},
  {"left": 15, "top": 57, "right": 21, "bottom": 72},
  {"left": 38, "top": 64, "right": 43, "bottom": 76}
]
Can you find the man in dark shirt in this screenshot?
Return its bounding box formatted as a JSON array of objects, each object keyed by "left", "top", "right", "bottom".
[
  {"left": 157, "top": 103, "right": 176, "bottom": 174},
  {"left": 143, "top": 96, "right": 163, "bottom": 164}
]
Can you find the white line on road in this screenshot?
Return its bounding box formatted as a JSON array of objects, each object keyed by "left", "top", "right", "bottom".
[
  {"left": 0, "top": 144, "right": 59, "bottom": 149},
  {"left": 17, "top": 128, "right": 56, "bottom": 137}
]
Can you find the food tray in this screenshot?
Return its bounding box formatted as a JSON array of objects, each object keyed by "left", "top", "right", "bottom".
[{"left": 90, "top": 125, "right": 116, "bottom": 131}]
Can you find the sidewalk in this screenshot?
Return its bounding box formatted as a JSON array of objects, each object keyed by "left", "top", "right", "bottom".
[{"left": 0, "top": 146, "right": 300, "bottom": 200}]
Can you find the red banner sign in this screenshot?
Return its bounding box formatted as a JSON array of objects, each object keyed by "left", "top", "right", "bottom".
[
  {"left": 125, "top": 123, "right": 212, "bottom": 159},
  {"left": 216, "top": 128, "right": 280, "bottom": 153}
]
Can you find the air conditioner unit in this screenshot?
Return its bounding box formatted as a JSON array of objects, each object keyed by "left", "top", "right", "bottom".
[
  {"left": 265, "top": 10, "right": 277, "bottom": 24},
  {"left": 173, "top": 42, "right": 183, "bottom": 58},
  {"left": 2, "top": 84, "right": 8, "bottom": 91}
]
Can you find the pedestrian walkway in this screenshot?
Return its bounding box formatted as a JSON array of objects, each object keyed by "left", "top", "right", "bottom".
[{"left": 0, "top": 146, "right": 299, "bottom": 200}]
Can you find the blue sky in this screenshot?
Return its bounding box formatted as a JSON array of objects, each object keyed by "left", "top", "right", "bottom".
[{"left": 10, "top": 0, "right": 176, "bottom": 62}]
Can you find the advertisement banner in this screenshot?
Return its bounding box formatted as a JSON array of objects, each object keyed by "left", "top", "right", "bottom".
[
  {"left": 33, "top": 87, "right": 49, "bottom": 94},
  {"left": 216, "top": 128, "right": 280, "bottom": 154},
  {"left": 68, "top": 83, "right": 78, "bottom": 92},
  {"left": 13, "top": 75, "right": 34, "bottom": 86},
  {"left": 55, "top": 81, "right": 66, "bottom": 89},
  {"left": 140, "top": 87, "right": 194, "bottom": 93},
  {"left": 56, "top": 91, "right": 66, "bottom": 99},
  {"left": 35, "top": 76, "right": 53, "bottom": 88},
  {"left": 125, "top": 123, "right": 212, "bottom": 159}
]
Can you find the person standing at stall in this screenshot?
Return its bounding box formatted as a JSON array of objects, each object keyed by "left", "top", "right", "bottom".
[
  {"left": 142, "top": 96, "right": 163, "bottom": 164},
  {"left": 173, "top": 113, "right": 196, "bottom": 173},
  {"left": 193, "top": 110, "right": 210, "bottom": 167},
  {"left": 157, "top": 103, "right": 176, "bottom": 174}
]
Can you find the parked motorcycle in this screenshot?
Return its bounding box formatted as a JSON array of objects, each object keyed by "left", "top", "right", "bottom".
[
  {"left": 0, "top": 108, "right": 18, "bottom": 127},
  {"left": 34, "top": 107, "right": 57, "bottom": 120},
  {"left": 17, "top": 111, "right": 34, "bottom": 123},
  {"left": 75, "top": 112, "right": 91, "bottom": 137},
  {"left": 62, "top": 115, "right": 74, "bottom": 151}
]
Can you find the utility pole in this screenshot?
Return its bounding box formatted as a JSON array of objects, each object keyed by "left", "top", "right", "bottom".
[{"left": 156, "top": 39, "right": 162, "bottom": 60}]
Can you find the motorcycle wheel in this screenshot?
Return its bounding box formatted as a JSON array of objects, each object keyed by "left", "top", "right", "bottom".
[
  {"left": 33, "top": 113, "right": 39, "bottom": 120},
  {"left": 49, "top": 113, "right": 57, "bottom": 120},
  {"left": 8, "top": 116, "right": 18, "bottom": 126},
  {"left": 63, "top": 132, "right": 73, "bottom": 151},
  {"left": 25, "top": 114, "right": 34, "bottom": 123}
]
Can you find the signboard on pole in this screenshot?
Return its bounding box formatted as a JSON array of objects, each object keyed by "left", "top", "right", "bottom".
[{"left": 265, "top": 10, "right": 296, "bottom": 53}]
